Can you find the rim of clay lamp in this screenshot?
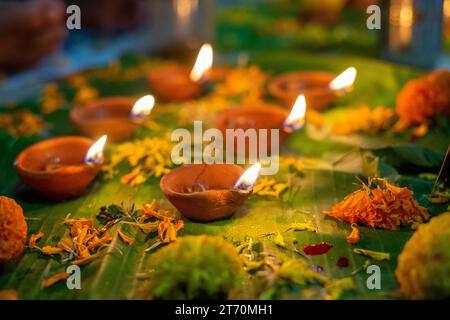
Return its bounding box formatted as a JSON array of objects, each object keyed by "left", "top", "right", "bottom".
[
  {"left": 268, "top": 71, "right": 337, "bottom": 109},
  {"left": 148, "top": 64, "right": 192, "bottom": 80},
  {"left": 70, "top": 96, "right": 137, "bottom": 124},
  {"left": 14, "top": 136, "right": 99, "bottom": 176},
  {"left": 215, "top": 105, "right": 291, "bottom": 148},
  {"left": 160, "top": 164, "right": 245, "bottom": 196},
  {"left": 160, "top": 164, "right": 250, "bottom": 221},
  {"left": 147, "top": 65, "right": 203, "bottom": 101},
  {"left": 70, "top": 96, "right": 138, "bottom": 141},
  {"left": 215, "top": 105, "right": 289, "bottom": 128}
]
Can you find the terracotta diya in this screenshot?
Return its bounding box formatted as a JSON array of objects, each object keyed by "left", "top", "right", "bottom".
[
  {"left": 147, "top": 43, "right": 213, "bottom": 101},
  {"left": 160, "top": 163, "right": 261, "bottom": 222},
  {"left": 215, "top": 96, "right": 306, "bottom": 157},
  {"left": 70, "top": 95, "right": 155, "bottom": 142},
  {"left": 14, "top": 135, "right": 106, "bottom": 200},
  {"left": 268, "top": 67, "right": 357, "bottom": 110}
]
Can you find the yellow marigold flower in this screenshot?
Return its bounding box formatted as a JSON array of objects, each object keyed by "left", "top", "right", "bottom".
[
  {"left": 332, "top": 104, "right": 395, "bottom": 135},
  {"left": 106, "top": 137, "right": 174, "bottom": 185},
  {"left": 252, "top": 178, "right": 289, "bottom": 199},
  {"left": 74, "top": 86, "right": 99, "bottom": 106},
  {"left": 40, "top": 83, "right": 65, "bottom": 114},
  {"left": 0, "top": 110, "right": 46, "bottom": 137}
]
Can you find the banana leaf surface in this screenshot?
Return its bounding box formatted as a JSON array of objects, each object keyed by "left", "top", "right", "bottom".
[{"left": 0, "top": 51, "right": 448, "bottom": 300}]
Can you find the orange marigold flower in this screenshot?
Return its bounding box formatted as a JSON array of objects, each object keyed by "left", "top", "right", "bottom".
[
  {"left": 396, "top": 70, "right": 450, "bottom": 125},
  {"left": 86, "top": 233, "right": 112, "bottom": 251},
  {"left": 29, "top": 232, "right": 45, "bottom": 249},
  {"left": 0, "top": 289, "right": 19, "bottom": 300},
  {"left": 346, "top": 224, "right": 360, "bottom": 244},
  {"left": 324, "top": 178, "right": 429, "bottom": 230},
  {"left": 40, "top": 246, "right": 64, "bottom": 256},
  {"left": 0, "top": 196, "right": 27, "bottom": 262},
  {"left": 42, "top": 272, "right": 69, "bottom": 288},
  {"left": 118, "top": 229, "right": 134, "bottom": 245}
]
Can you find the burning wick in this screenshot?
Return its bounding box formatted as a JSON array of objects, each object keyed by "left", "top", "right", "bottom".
[
  {"left": 84, "top": 135, "right": 107, "bottom": 165},
  {"left": 233, "top": 162, "right": 262, "bottom": 191},
  {"left": 329, "top": 67, "right": 357, "bottom": 93},
  {"left": 130, "top": 95, "right": 155, "bottom": 120},
  {"left": 190, "top": 43, "right": 213, "bottom": 82},
  {"left": 283, "top": 94, "right": 307, "bottom": 132}
]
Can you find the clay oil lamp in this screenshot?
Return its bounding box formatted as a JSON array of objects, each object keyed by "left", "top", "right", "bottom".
[
  {"left": 215, "top": 95, "right": 307, "bottom": 157},
  {"left": 160, "top": 162, "right": 261, "bottom": 222},
  {"left": 268, "top": 67, "right": 357, "bottom": 110},
  {"left": 14, "top": 135, "right": 107, "bottom": 201},
  {"left": 70, "top": 95, "right": 155, "bottom": 142},
  {"left": 147, "top": 43, "right": 213, "bottom": 101}
]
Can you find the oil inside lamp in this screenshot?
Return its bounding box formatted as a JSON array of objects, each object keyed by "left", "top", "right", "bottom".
[
  {"left": 147, "top": 43, "right": 212, "bottom": 101},
  {"left": 130, "top": 95, "right": 155, "bottom": 120},
  {"left": 70, "top": 96, "right": 151, "bottom": 142},
  {"left": 84, "top": 135, "right": 107, "bottom": 165},
  {"left": 160, "top": 164, "right": 251, "bottom": 221},
  {"left": 233, "top": 162, "right": 262, "bottom": 191},
  {"left": 190, "top": 43, "right": 213, "bottom": 82},
  {"left": 15, "top": 136, "right": 105, "bottom": 200},
  {"left": 329, "top": 67, "right": 357, "bottom": 93},
  {"left": 269, "top": 70, "right": 341, "bottom": 110},
  {"left": 283, "top": 94, "right": 307, "bottom": 132},
  {"left": 215, "top": 104, "right": 291, "bottom": 158}
]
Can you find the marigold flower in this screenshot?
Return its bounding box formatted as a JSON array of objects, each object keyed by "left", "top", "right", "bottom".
[
  {"left": 324, "top": 178, "right": 429, "bottom": 230},
  {"left": 0, "top": 196, "right": 27, "bottom": 262}
]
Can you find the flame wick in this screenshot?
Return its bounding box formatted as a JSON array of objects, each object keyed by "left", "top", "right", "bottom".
[
  {"left": 190, "top": 43, "right": 213, "bottom": 82},
  {"left": 84, "top": 135, "right": 107, "bottom": 165},
  {"left": 233, "top": 162, "right": 262, "bottom": 191},
  {"left": 283, "top": 94, "right": 306, "bottom": 132},
  {"left": 130, "top": 95, "right": 155, "bottom": 120}
]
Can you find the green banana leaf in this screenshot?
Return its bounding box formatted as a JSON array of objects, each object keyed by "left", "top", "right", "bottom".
[
  {"left": 215, "top": 2, "right": 379, "bottom": 55},
  {"left": 0, "top": 51, "right": 448, "bottom": 300}
]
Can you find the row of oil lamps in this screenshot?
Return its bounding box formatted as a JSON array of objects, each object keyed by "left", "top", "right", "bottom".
[{"left": 13, "top": 44, "right": 356, "bottom": 222}]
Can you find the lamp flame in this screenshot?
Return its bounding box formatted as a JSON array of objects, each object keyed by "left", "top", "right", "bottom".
[
  {"left": 85, "top": 135, "right": 107, "bottom": 165},
  {"left": 233, "top": 162, "right": 261, "bottom": 191},
  {"left": 329, "top": 67, "right": 357, "bottom": 92},
  {"left": 283, "top": 94, "right": 306, "bottom": 131},
  {"left": 190, "top": 43, "right": 213, "bottom": 82},
  {"left": 130, "top": 95, "right": 155, "bottom": 119}
]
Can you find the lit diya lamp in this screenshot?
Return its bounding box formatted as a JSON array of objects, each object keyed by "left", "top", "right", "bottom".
[
  {"left": 268, "top": 67, "right": 357, "bottom": 110},
  {"left": 215, "top": 95, "right": 307, "bottom": 157},
  {"left": 70, "top": 95, "right": 155, "bottom": 142},
  {"left": 14, "top": 135, "right": 107, "bottom": 200},
  {"left": 147, "top": 43, "right": 213, "bottom": 101},
  {"left": 160, "top": 162, "right": 261, "bottom": 222}
]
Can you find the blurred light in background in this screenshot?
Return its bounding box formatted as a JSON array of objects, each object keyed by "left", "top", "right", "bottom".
[
  {"left": 174, "top": 0, "right": 199, "bottom": 34},
  {"left": 382, "top": 0, "right": 443, "bottom": 68},
  {"left": 388, "top": 0, "right": 414, "bottom": 48},
  {"left": 148, "top": 0, "right": 214, "bottom": 59},
  {"left": 444, "top": 0, "right": 450, "bottom": 35}
]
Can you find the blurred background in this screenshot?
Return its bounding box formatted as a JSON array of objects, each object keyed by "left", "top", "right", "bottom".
[{"left": 0, "top": 0, "right": 448, "bottom": 103}]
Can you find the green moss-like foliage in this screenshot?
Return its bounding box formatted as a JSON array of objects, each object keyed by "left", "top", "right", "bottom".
[
  {"left": 147, "top": 235, "right": 244, "bottom": 300},
  {"left": 396, "top": 212, "right": 450, "bottom": 299}
]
